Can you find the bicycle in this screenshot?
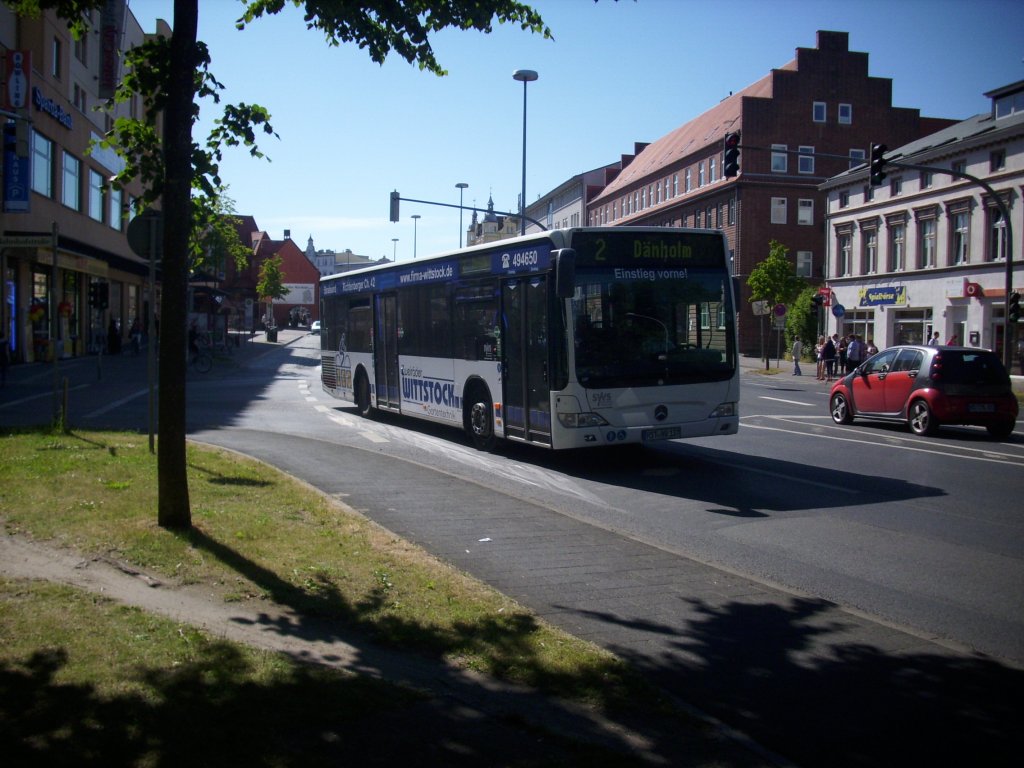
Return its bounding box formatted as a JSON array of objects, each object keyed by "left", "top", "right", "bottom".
[{"left": 189, "top": 348, "right": 212, "bottom": 373}]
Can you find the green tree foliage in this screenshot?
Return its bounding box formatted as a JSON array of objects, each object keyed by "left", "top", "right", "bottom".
[
  {"left": 746, "top": 240, "right": 805, "bottom": 307},
  {"left": 11, "top": 0, "right": 551, "bottom": 530}
]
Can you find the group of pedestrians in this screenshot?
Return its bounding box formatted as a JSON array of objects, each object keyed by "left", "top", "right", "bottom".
[{"left": 792, "top": 332, "right": 878, "bottom": 379}]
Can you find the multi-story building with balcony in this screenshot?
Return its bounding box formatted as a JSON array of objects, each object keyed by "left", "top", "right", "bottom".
[
  {"left": 2, "top": 2, "right": 161, "bottom": 363},
  {"left": 821, "top": 80, "right": 1023, "bottom": 365},
  {"left": 584, "top": 31, "right": 955, "bottom": 354}
]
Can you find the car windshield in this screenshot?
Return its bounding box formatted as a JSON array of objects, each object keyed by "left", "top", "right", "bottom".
[{"left": 571, "top": 268, "right": 736, "bottom": 388}]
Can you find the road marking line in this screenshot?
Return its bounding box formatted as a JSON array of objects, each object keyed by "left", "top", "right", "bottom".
[
  {"left": 86, "top": 388, "right": 148, "bottom": 417},
  {"left": 759, "top": 396, "right": 815, "bottom": 407}
]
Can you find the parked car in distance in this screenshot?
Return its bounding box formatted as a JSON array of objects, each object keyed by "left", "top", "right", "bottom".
[
  {"left": 310, "top": 320, "right": 321, "bottom": 335},
  {"left": 829, "top": 345, "right": 1018, "bottom": 439}
]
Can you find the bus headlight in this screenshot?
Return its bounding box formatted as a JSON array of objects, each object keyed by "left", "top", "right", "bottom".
[
  {"left": 709, "top": 402, "right": 737, "bottom": 418},
  {"left": 557, "top": 412, "right": 610, "bottom": 428}
]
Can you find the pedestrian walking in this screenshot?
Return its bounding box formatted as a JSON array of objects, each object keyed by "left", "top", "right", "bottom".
[
  {"left": 791, "top": 336, "right": 803, "bottom": 376},
  {"left": 823, "top": 334, "right": 837, "bottom": 382},
  {"left": 846, "top": 334, "right": 863, "bottom": 373}
]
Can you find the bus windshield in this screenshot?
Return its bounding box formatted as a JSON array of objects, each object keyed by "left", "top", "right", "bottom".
[{"left": 572, "top": 267, "right": 736, "bottom": 389}]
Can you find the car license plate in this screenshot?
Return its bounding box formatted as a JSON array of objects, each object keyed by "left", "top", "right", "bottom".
[
  {"left": 642, "top": 427, "right": 681, "bottom": 441},
  {"left": 968, "top": 403, "right": 995, "bottom": 413}
]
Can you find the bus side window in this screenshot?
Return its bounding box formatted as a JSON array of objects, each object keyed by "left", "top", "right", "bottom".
[
  {"left": 455, "top": 282, "right": 497, "bottom": 361},
  {"left": 348, "top": 301, "right": 371, "bottom": 352}
]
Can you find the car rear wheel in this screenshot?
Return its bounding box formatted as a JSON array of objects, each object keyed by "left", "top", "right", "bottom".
[
  {"left": 830, "top": 392, "right": 853, "bottom": 425},
  {"left": 986, "top": 421, "right": 1014, "bottom": 440},
  {"left": 908, "top": 399, "right": 937, "bottom": 436}
]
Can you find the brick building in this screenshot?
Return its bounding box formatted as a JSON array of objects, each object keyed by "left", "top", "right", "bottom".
[
  {"left": 220, "top": 218, "right": 321, "bottom": 330},
  {"left": 586, "top": 31, "right": 956, "bottom": 354}
]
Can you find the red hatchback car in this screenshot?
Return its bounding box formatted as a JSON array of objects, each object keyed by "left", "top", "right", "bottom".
[{"left": 829, "top": 345, "right": 1019, "bottom": 439}]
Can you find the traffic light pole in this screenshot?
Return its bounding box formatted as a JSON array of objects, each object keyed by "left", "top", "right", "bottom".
[{"left": 390, "top": 193, "right": 548, "bottom": 233}]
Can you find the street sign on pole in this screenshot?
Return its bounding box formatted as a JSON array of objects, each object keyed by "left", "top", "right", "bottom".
[{"left": 126, "top": 210, "right": 163, "bottom": 260}]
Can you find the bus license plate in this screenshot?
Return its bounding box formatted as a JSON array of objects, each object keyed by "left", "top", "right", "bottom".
[{"left": 643, "top": 427, "right": 681, "bottom": 441}]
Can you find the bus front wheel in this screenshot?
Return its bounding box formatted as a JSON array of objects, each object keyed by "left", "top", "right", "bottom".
[
  {"left": 355, "top": 372, "right": 372, "bottom": 418},
  {"left": 465, "top": 387, "right": 496, "bottom": 452}
]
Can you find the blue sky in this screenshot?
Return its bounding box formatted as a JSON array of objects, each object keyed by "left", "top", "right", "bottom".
[{"left": 124, "top": 0, "right": 1024, "bottom": 262}]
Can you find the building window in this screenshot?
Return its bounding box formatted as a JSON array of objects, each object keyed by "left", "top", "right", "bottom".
[
  {"left": 918, "top": 218, "right": 936, "bottom": 268},
  {"left": 664, "top": 178, "right": 670, "bottom": 200},
  {"left": 798, "top": 198, "right": 814, "bottom": 225},
  {"left": 52, "top": 37, "right": 62, "bottom": 79},
  {"left": 995, "top": 90, "right": 1024, "bottom": 119},
  {"left": 798, "top": 146, "right": 815, "bottom": 174},
  {"left": 888, "top": 221, "right": 906, "bottom": 271},
  {"left": 838, "top": 103, "right": 852, "bottom": 124},
  {"left": 61, "top": 151, "right": 80, "bottom": 210},
  {"left": 862, "top": 228, "right": 878, "bottom": 274},
  {"left": 952, "top": 159, "right": 967, "bottom": 176},
  {"left": 709, "top": 157, "right": 716, "bottom": 183},
  {"left": 796, "top": 250, "right": 812, "bottom": 277},
  {"left": 728, "top": 197, "right": 735, "bottom": 225},
  {"left": 109, "top": 187, "right": 123, "bottom": 230},
  {"left": 987, "top": 205, "right": 1007, "bottom": 262},
  {"left": 813, "top": 101, "right": 826, "bottom": 123},
  {"left": 672, "top": 173, "right": 678, "bottom": 197},
  {"left": 698, "top": 162, "right": 705, "bottom": 187},
  {"left": 864, "top": 185, "right": 874, "bottom": 203},
  {"left": 74, "top": 32, "right": 87, "bottom": 64},
  {"left": 950, "top": 210, "right": 969, "bottom": 264},
  {"left": 684, "top": 168, "right": 691, "bottom": 192},
  {"left": 921, "top": 171, "right": 933, "bottom": 189},
  {"left": 838, "top": 232, "right": 852, "bottom": 277},
  {"left": 72, "top": 83, "right": 87, "bottom": 112},
  {"left": 890, "top": 177, "right": 903, "bottom": 196},
  {"left": 88, "top": 169, "right": 105, "bottom": 223},
  {"left": 707, "top": 206, "right": 714, "bottom": 229},
  {"left": 770, "top": 197, "right": 787, "bottom": 224},
  {"left": 31, "top": 131, "right": 54, "bottom": 198},
  {"left": 641, "top": 187, "right": 647, "bottom": 209},
  {"left": 771, "top": 144, "right": 788, "bottom": 173},
  {"left": 990, "top": 149, "right": 1006, "bottom": 172},
  {"left": 849, "top": 148, "right": 866, "bottom": 169},
  {"left": 839, "top": 190, "right": 850, "bottom": 208}
]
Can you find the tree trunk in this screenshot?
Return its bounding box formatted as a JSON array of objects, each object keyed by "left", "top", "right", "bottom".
[{"left": 157, "top": 0, "right": 199, "bottom": 530}]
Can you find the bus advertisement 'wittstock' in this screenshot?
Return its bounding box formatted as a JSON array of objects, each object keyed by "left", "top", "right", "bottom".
[{"left": 319, "top": 227, "right": 739, "bottom": 450}]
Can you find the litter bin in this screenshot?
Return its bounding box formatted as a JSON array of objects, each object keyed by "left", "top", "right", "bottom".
[{"left": 266, "top": 327, "right": 278, "bottom": 343}]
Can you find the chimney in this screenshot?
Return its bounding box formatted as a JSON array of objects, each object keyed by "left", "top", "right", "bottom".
[{"left": 283, "top": 229, "right": 291, "bottom": 239}]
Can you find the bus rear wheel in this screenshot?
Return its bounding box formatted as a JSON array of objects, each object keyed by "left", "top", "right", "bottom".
[
  {"left": 465, "top": 386, "right": 495, "bottom": 451},
  {"left": 355, "top": 372, "right": 372, "bottom": 418}
]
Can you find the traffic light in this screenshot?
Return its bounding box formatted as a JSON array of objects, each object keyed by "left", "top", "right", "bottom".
[
  {"left": 869, "top": 143, "right": 888, "bottom": 186},
  {"left": 809, "top": 293, "right": 824, "bottom": 319},
  {"left": 389, "top": 190, "right": 400, "bottom": 222},
  {"left": 90, "top": 282, "right": 109, "bottom": 310},
  {"left": 1009, "top": 291, "right": 1021, "bottom": 323},
  {"left": 723, "top": 132, "right": 740, "bottom": 178}
]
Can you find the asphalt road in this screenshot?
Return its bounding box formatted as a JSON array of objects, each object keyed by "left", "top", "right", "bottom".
[{"left": 3, "top": 334, "right": 1021, "bottom": 767}]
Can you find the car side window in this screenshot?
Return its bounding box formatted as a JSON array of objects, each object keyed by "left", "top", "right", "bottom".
[
  {"left": 892, "top": 349, "right": 924, "bottom": 373},
  {"left": 864, "top": 349, "right": 898, "bottom": 374}
]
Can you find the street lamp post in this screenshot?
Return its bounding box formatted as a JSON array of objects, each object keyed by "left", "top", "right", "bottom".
[
  {"left": 512, "top": 69, "right": 538, "bottom": 236},
  {"left": 455, "top": 182, "right": 468, "bottom": 247},
  {"left": 411, "top": 214, "right": 421, "bottom": 259},
  {"left": 392, "top": 237, "right": 399, "bottom": 262}
]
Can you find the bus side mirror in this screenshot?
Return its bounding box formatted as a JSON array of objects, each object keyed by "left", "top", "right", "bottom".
[{"left": 554, "top": 248, "right": 576, "bottom": 299}]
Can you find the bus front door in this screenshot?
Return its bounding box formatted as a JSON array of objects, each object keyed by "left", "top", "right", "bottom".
[
  {"left": 502, "top": 277, "right": 552, "bottom": 445},
  {"left": 374, "top": 293, "right": 400, "bottom": 410}
]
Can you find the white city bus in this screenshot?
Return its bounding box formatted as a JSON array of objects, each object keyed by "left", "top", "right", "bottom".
[{"left": 319, "top": 227, "right": 739, "bottom": 450}]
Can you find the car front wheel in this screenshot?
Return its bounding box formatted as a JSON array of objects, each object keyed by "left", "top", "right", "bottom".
[
  {"left": 908, "top": 399, "right": 937, "bottom": 436},
  {"left": 830, "top": 392, "right": 853, "bottom": 425}
]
